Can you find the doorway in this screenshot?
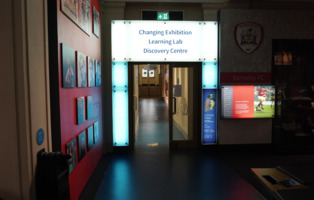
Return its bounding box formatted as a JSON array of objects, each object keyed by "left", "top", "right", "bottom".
[{"left": 130, "top": 63, "right": 201, "bottom": 150}]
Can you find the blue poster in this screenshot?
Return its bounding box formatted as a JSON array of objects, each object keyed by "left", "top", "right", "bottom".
[{"left": 202, "top": 89, "right": 217, "bottom": 144}]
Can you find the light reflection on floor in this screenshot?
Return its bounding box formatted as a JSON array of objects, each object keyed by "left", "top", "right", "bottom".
[{"left": 94, "top": 99, "right": 265, "bottom": 200}]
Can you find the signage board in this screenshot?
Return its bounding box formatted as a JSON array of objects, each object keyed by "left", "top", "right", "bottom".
[
  {"left": 112, "top": 20, "right": 217, "bottom": 62},
  {"left": 202, "top": 89, "right": 217, "bottom": 144}
]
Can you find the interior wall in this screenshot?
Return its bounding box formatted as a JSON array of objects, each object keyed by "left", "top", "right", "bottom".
[
  {"left": 1, "top": 0, "right": 51, "bottom": 199},
  {"left": 0, "top": 1, "right": 21, "bottom": 199},
  {"left": 219, "top": 9, "right": 314, "bottom": 144},
  {"left": 52, "top": 0, "right": 103, "bottom": 199}
]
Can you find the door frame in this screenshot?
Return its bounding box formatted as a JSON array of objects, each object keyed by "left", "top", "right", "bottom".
[{"left": 128, "top": 62, "right": 202, "bottom": 150}]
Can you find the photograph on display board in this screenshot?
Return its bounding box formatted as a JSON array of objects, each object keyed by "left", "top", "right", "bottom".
[
  {"left": 88, "top": 57, "right": 95, "bottom": 87},
  {"left": 221, "top": 85, "right": 275, "bottom": 118},
  {"left": 62, "top": 44, "right": 76, "bottom": 88},
  {"left": 94, "top": 121, "right": 99, "bottom": 143},
  {"left": 77, "top": 131, "right": 86, "bottom": 161},
  {"left": 95, "top": 60, "right": 101, "bottom": 87},
  {"left": 77, "top": 51, "right": 87, "bottom": 88},
  {"left": 87, "top": 96, "right": 93, "bottom": 120},
  {"left": 254, "top": 85, "right": 276, "bottom": 118},
  {"left": 204, "top": 93, "right": 216, "bottom": 112},
  {"left": 61, "top": 0, "right": 79, "bottom": 23},
  {"left": 87, "top": 125, "right": 94, "bottom": 150},
  {"left": 78, "top": 0, "right": 91, "bottom": 35},
  {"left": 77, "top": 97, "right": 85, "bottom": 125},
  {"left": 66, "top": 138, "right": 77, "bottom": 174},
  {"left": 93, "top": 6, "right": 100, "bottom": 37}
]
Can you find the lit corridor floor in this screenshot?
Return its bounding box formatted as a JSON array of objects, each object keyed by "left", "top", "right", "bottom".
[{"left": 92, "top": 98, "right": 265, "bottom": 200}]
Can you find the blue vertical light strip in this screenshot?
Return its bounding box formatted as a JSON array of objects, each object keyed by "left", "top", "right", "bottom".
[
  {"left": 202, "top": 62, "right": 218, "bottom": 144},
  {"left": 112, "top": 62, "right": 129, "bottom": 146},
  {"left": 202, "top": 62, "right": 217, "bottom": 89}
]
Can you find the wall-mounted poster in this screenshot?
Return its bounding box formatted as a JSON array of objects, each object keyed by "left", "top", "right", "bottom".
[
  {"left": 78, "top": 0, "right": 91, "bottom": 35},
  {"left": 77, "top": 131, "right": 86, "bottom": 161},
  {"left": 77, "top": 51, "right": 87, "bottom": 88},
  {"left": 149, "top": 70, "right": 155, "bottom": 77},
  {"left": 95, "top": 60, "right": 101, "bottom": 87},
  {"left": 142, "top": 69, "right": 148, "bottom": 77},
  {"left": 87, "top": 125, "right": 94, "bottom": 150},
  {"left": 202, "top": 89, "right": 217, "bottom": 144},
  {"left": 94, "top": 121, "right": 99, "bottom": 143},
  {"left": 61, "top": 0, "right": 78, "bottom": 23},
  {"left": 88, "top": 57, "right": 95, "bottom": 87},
  {"left": 62, "top": 44, "right": 76, "bottom": 88},
  {"left": 87, "top": 96, "right": 93, "bottom": 119},
  {"left": 66, "top": 138, "right": 77, "bottom": 174},
  {"left": 93, "top": 6, "right": 100, "bottom": 37},
  {"left": 77, "top": 97, "right": 85, "bottom": 125}
]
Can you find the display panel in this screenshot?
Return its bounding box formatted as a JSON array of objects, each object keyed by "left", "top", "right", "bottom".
[
  {"left": 202, "top": 89, "right": 217, "bottom": 144},
  {"left": 221, "top": 85, "right": 275, "bottom": 118}
]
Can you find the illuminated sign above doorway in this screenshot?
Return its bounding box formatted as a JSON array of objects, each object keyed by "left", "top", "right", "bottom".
[{"left": 112, "top": 20, "right": 217, "bottom": 62}]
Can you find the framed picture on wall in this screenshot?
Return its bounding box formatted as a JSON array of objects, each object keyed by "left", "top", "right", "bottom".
[
  {"left": 93, "top": 6, "right": 100, "bottom": 37},
  {"left": 94, "top": 121, "right": 99, "bottom": 143},
  {"left": 78, "top": 0, "right": 91, "bottom": 35},
  {"left": 62, "top": 44, "right": 76, "bottom": 88},
  {"left": 77, "top": 131, "right": 86, "bottom": 161},
  {"left": 77, "top": 51, "right": 87, "bottom": 88},
  {"left": 66, "top": 138, "right": 77, "bottom": 174},
  {"left": 87, "top": 96, "right": 93, "bottom": 120},
  {"left": 61, "top": 0, "right": 79, "bottom": 24},
  {"left": 95, "top": 60, "right": 101, "bottom": 87},
  {"left": 88, "top": 57, "right": 95, "bottom": 87},
  {"left": 77, "top": 97, "right": 85, "bottom": 125},
  {"left": 87, "top": 125, "right": 94, "bottom": 150}
]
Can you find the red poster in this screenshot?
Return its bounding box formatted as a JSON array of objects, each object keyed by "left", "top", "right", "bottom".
[{"left": 232, "top": 86, "right": 255, "bottom": 118}]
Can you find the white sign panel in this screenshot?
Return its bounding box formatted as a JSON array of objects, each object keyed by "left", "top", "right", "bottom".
[{"left": 112, "top": 20, "right": 217, "bottom": 62}]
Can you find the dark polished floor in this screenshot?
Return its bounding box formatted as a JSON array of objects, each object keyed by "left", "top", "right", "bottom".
[{"left": 79, "top": 98, "right": 314, "bottom": 200}]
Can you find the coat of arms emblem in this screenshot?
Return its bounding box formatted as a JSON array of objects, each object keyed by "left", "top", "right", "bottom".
[{"left": 235, "top": 22, "right": 263, "bottom": 54}]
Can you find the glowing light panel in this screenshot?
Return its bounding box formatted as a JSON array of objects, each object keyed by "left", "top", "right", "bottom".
[
  {"left": 112, "top": 62, "right": 128, "bottom": 88},
  {"left": 112, "top": 62, "right": 129, "bottom": 146},
  {"left": 202, "top": 62, "right": 218, "bottom": 89},
  {"left": 113, "top": 89, "right": 129, "bottom": 146}
]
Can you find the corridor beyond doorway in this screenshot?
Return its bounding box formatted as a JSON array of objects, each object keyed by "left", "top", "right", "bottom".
[
  {"left": 135, "top": 98, "right": 169, "bottom": 150},
  {"left": 135, "top": 98, "right": 187, "bottom": 151}
]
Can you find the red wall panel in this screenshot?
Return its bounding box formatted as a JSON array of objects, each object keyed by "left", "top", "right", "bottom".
[{"left": 56, "top": 0, "right": 102, "bottom": 199}]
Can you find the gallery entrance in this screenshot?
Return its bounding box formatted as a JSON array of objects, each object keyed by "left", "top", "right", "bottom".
[
  {"left": 111, "top": 20, "right": 218, "bottom": 149},
  {"left": 129, "top": 63, "right": 201, "bottom": 150}
]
